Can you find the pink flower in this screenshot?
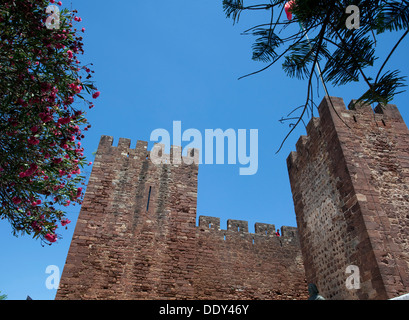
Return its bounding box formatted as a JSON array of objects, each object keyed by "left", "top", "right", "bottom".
[
  {"left": 53, "top": 157, "right": 63, "bottom": 164},
  {"left": 21, "top": 163, "right": 39, "bottom": 178},
  {"left": 9, "top": 119, "right": 18, "bottom": 127},
  {"left": 31, "top": 126, "right": 39, "bottom": 133},
  {"left": 66, "top": 96, "right": 74, "bottom": 104},
  {"left": 68, "top": 83, "right": 82, "bottom": 93},
  {"left": 285, "top": 1, "right": 295, "bottom": 20},
  {"left": 45, "top": 233, "right": 57, "bottom": 243},
  {"left": 31, "top": 221, "right": 42, "bottom": 232},
  {"left": 92, "top": 91, "right": 100, "bottom": 99},
  {"left": 67, "top": 50, "right": 73, "bottom": 59},
  {"left": 39, "top": 112, "right": 52, "bottom": 123},
  {"left": 58, "top": 117, "right": 71, "bottom": 125},
  {"left": 57, "top": 1, "right": 62, "bottom": 6},
  {"left": 12, "top": 197, "right": 22, "bottom": 205},
  {"left": 28, "top": 136, "right": 40, "bottom": 145},
  {"left": 61, "top": 219, "right": 71, "bottom": 226}
]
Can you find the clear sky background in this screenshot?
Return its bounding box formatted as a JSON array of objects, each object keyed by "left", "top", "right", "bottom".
[{"left": 1, "top": 0, "right": 409, "bottom": 300}]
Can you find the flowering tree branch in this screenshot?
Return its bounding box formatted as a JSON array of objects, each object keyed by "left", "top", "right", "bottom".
[{"left": 0, "top": 0, "right": 99, "bottom": 245}]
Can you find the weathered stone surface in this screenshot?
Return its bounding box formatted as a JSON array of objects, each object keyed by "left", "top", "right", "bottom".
[
  {"left": 287, "top": 96, "right": 409, "bottom": 300},
  {"left": 56, "top": 136, "right": 307, "bottom": 300},
  {"left": 194, "top": 217, "right": 307, "bottom": 300}
]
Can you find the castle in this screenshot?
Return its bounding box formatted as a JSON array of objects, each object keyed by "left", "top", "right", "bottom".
[{"left": 56, "top": 96, "right": 409, "bottom": 300}]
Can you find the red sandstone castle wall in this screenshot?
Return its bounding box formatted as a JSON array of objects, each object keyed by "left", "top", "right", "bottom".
[
  {"left": 287, "top": 96, "right": 409, "bottom": 300},
  {"left": 56, "top": 136, "right": 307, "bottom": 300},
  {"left": 194, "top": 217, "right": 307, "bottom": 299}
]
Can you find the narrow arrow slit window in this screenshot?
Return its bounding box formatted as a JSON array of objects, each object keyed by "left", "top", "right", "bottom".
[{"left": 146, "top": 186, "right": 152, "bottom": 211}]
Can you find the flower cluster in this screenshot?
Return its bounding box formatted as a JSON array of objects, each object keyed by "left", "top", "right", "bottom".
[{"left": 0, "top": 0, "right": 99, "bottom": 245}]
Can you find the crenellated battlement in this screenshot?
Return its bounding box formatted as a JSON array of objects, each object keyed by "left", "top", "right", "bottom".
[
  {"left": 197, "top": 215, "right": 299, "bottom": 246},
  {"left": 321, "top": 96, "right": 404, "bottom": 123},
  {"left": 286, "top": 96, "right": 407, "bottom": 171},
  {"left": 96, "top": 135, "right": 199, "bottom": 166}
]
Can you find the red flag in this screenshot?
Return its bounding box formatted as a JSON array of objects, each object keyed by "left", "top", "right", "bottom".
[{"left": 285, "top": 1, "right": 295, "bottom": 20}]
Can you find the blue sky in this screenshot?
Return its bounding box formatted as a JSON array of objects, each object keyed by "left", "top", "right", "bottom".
[{"left": 1, "top": 1, "right": 409, "bottom": 300}]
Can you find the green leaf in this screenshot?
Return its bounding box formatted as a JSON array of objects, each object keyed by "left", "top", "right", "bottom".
[
  {"left": 376, "top": 0, "right": 409, "bottom": 33},
  {"left": 251, "top": 28, "right": 283, "bottom": 63},
  {"left": 223, "top": 0, "right": 244, "bottom": 24},
  {"left": 358, "top": 70, "right": 407, "bottom": 105},
  {"left": 323, "top": 35, "right": 376, "bottom": 86}
]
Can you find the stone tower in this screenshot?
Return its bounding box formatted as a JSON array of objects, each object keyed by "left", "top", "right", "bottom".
[
  {"left": 56, "top": 136, "right": 200, "bottom": 299},
  {"left": 287, "top": 96, "right": 409, "bottom": 299}
]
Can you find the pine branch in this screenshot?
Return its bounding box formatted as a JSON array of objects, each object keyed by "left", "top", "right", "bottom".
[
  {"left": 276, "top": 12, "right": 330, "bottom": 153},
  {"left": 223, "top": 0, "right": 244, "bottom": 24},
  {"left": 238, "top": 25, "right": 314, "bottom": 80},
  {"left": 376, "top": 0, "right": 409, "bottom": 32},
  {"left": 329, "top": 21, "right": 375, "bottom": 91},
  {"left": 251, "top": 28, "right": 283, "bottom": 62}
]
